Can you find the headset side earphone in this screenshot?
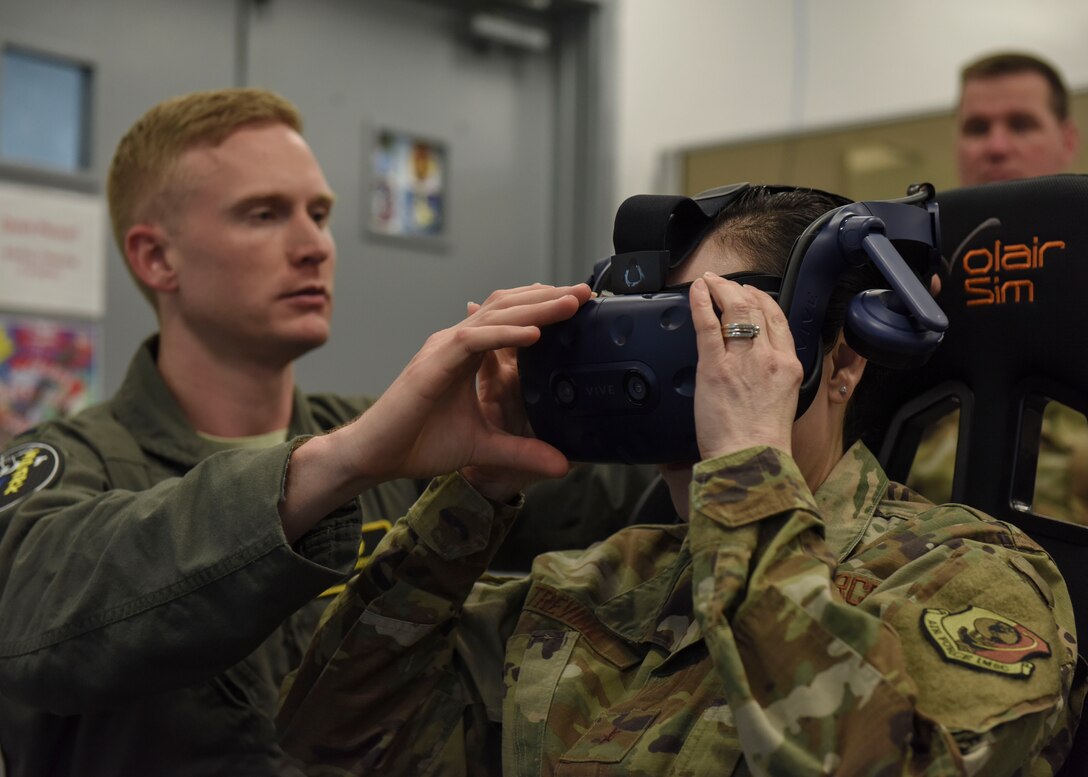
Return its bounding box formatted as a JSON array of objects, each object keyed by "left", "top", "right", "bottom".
[{"left": 778, "top": 188, "right": 947, "bottom": 415}]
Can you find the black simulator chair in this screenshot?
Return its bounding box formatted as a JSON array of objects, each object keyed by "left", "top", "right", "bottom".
[{"left": 874, "top": 175, "right": 1088, "bottom": 775}]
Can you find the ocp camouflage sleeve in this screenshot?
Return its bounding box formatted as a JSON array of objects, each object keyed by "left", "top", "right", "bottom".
[
  {"left": 689, "top": 444, "right": 1081, "bottom": 776},
  {"left": 276, "top": 472, "right": 528, "bottom": 774}
]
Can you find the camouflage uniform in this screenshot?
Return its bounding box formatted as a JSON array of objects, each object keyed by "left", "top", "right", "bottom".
[
  {"left": 278, "top": 442, "right": 1084, "bottom": 775},
  {"left": 498, "top": 461, "right": 659, "bottom": 571}
]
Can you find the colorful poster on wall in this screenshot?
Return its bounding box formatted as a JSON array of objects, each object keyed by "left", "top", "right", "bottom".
[
  {"left": 368, "top": 129, "right": 447, "bottom": 239},
  {"left": 0, "top": 180, "right": 107, "bottom": 318},
  {"left": 0, "top": 314, "right": 100, "bottom": 445}
]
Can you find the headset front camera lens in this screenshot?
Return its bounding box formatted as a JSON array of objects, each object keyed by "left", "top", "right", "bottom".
[
  {"left": 624, "top": 371, "right": 648, "bottom": 405},
  {"left": 555, "top": 377, "right": 576, "bottom": 406}
]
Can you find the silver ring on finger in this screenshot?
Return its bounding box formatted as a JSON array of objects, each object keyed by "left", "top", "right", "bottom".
[{"left": 722, "top": 321, "right": 760, "bottom": 339}]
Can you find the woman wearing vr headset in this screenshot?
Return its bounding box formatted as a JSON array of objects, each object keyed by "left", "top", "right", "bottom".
[{"left": 277, "top": 187, "right": 1079, "bottom": 775}]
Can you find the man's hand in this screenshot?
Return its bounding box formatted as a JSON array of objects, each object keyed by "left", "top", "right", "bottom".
[
  {"left": 459, "top": 299, "right": 544, "bottom": 500},
  {"left": 280, "top": 283, "right": 591, "bottom": 538}
]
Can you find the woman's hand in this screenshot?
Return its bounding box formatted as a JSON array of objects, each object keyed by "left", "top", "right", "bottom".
[{"left": 690, "top": 273, "right": 802, "bottom": 460}]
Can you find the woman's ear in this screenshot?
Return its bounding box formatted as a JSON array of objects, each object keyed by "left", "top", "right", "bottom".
[
  {"left": 827, "top": 332, "right": 867, "bottom": 404},
  {"left": 124, "top": 224, "right": 178, "bottom": 294}
]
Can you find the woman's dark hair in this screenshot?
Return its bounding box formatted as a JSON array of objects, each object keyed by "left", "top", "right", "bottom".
[
  {"left": 697, "top": 185, "right": 901, "bottom": 450},
  {"left": 699, "top": 186, "right": 889, "bottom": 352}
]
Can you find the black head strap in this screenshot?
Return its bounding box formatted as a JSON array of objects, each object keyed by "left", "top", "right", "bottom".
[{"left": 600, "top": 183, "right": 856, "bottom": 293}]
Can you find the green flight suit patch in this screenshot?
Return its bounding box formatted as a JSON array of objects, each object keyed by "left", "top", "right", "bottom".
[
  {"left": 0, "top": 442, "right": 62, "bottom": 513},
  {"left": 922, "top": 605, "right": 1051, "bottom": 678},
  {"left": 318, "top": 519, "right": 392, "bottom": 598}
]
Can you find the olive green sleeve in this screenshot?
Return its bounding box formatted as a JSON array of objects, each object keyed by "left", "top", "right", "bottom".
[{"left": 0, "top": 429, "right": 360, "bottom": 714}]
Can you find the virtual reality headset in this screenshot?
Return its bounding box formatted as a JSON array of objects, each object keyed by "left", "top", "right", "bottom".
[{"left": 517, "top": 182, "right": 947, "bottom": 464}]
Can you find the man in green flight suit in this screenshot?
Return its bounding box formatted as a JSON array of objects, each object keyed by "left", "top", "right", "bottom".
[{"left": 0, "top": 88, "right": 648, "bottom": 775}]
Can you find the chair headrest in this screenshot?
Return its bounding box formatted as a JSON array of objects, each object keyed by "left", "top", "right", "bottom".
[
  {"left": 876, "top": 174, "right": 1088, "bottom": 516},
  {"left": 935, "top": 174, "right": 1088, "bottom": 401}
]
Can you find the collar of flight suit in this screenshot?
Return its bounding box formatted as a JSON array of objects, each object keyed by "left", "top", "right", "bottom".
[{"left": 109, "top": 335, "right": 318, "bottom": 469}]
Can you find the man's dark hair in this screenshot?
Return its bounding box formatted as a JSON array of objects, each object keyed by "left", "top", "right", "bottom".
[{"left": 961, "top": 51, "right": 1071, "bottom": 121}]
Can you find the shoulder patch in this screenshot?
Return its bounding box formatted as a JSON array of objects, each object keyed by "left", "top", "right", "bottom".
[
  {"left": 921, "top": 605, "right": 1051, "bottom": 678},
  {"left": 0, "top": 442, "right": 63, "bottom": 513}
]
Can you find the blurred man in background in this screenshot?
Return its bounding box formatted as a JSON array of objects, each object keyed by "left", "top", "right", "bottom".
[
  {"left": 956, "top": 51, "right": 1078, "bottom": 185},
  {"left": 910, "top": 51, "right": 1086, "bottom": 520}
]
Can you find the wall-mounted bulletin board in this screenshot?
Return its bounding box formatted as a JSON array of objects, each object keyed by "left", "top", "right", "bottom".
[
  {"left": 367, "top": 128, "right": 448, "bottom": 242},
  {"left": 0, "top": 44, "right": 102, "bottom": 445},
  {"left": 0, "top": 180, "right": 105, "bottom": 445}
]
